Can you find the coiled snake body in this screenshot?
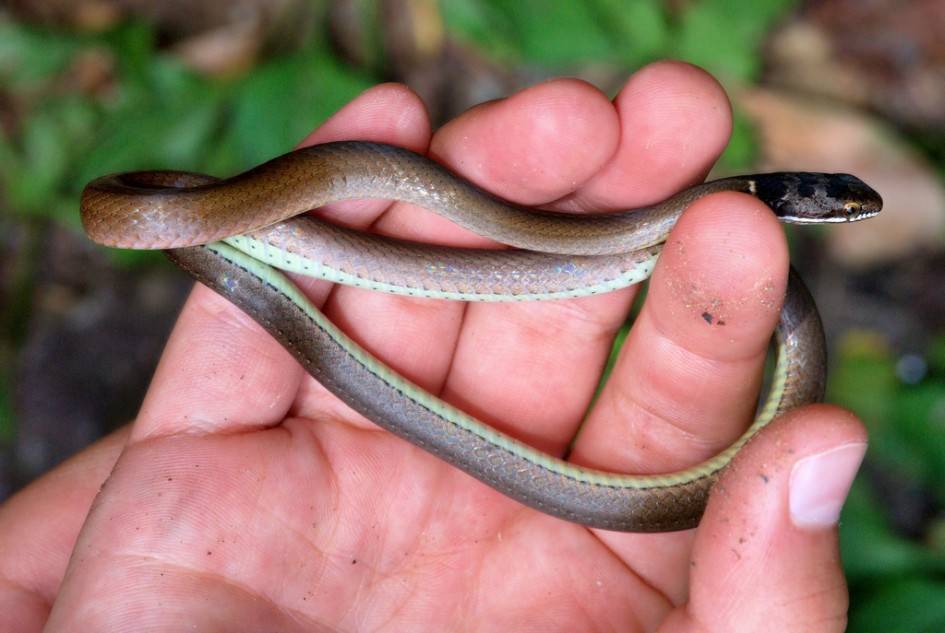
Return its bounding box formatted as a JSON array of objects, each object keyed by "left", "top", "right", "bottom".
[{"left": 80, "top": 141, "right": 882, "bottom": 532}]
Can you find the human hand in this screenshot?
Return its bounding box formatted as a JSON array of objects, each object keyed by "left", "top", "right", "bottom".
[{"left": 0, "top": 62, "right": 866, "bottom": 631}]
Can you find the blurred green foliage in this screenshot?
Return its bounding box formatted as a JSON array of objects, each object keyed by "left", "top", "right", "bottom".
[
  {"left": 442, "top": 0, "right": 797, "bottom": 169},
  {"left": 0, "top": 0, "right": 796, "bottom": 225},
  {"left": 832, "top": 334, "right": 945, "bottom": 631},
  {"left": 0, "top": 19, "right": 374, "bottom": 230},
  {"left": 443, "top": 0, "right": 795, "bottom": 76},
  {"left": 1, "top": 1, "right": 944, "bottom": 629}
]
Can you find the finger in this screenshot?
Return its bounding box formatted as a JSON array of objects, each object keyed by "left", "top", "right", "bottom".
[
  {"left": 565, "top": 61, "right": 732, "bottom": 211},
  {"left": 432, "top": 78, "right": 620, "bottom": 207},
  {"left": 580, "top": 191, "right": 788, "bottom": 592},
  {"left": 659, "top": 405, "right": 866, "bottom": 633},
  {"left": 436, "top": 64, "right": 731, "bottom": 459},
  {"left": 297, "top": 82, "right": 432, "bottom": 235},
  {"left": 577, "top": 193, "right": 787, "bottom": 473},
  {"left": 135, "top": 84, "right": 431, "bottom": 437},
  {"left": 431, "top": 79, "right": 627, "bottom": 447},
  {"left": 0, "top": 428, "right": 128, "bottom": 631},
  {"left": 321, "top": 78, "right": 621, "bottom": 420}
]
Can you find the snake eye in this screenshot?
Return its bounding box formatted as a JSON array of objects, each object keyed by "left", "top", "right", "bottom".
[{"left": 843, "top": 201, "right": 861, "bottom": 215}]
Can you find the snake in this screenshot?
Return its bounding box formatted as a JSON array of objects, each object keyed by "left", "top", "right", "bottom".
[{"left": 79, "top": 141, "right": 882, "bottom": 532}]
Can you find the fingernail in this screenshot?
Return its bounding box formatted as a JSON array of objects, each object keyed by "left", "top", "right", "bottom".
[{"left": 789, "top": 442, "right": 867, "bottom": 529}]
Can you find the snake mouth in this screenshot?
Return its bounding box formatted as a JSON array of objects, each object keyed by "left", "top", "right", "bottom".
[
  {"left": 783, "top": 209, "right": 881, "bottom": 224},
  {"left": 850, "top": 209, "right": 882, "bottom": 222}
]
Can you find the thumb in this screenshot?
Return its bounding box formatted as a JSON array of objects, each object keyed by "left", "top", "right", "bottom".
[{"left": 661, "top": 404, "right": 867, "bottom": 633}]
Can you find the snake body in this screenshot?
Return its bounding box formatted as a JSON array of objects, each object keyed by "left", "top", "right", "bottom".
[{"left": 80, "top": 141, "right": 882, "bottom": 532}]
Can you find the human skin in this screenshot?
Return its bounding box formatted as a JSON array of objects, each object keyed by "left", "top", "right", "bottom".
[{"left": 0, "top": 61, "right": 866, "bottom": 631}]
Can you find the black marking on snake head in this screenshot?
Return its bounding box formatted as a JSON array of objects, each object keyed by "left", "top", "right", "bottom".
[
  {"left": 750, "top": 172, "right": 883, "bottom": 224},
  {"left": 752, "top": 175, "right": 787, "bottom": 207},
  {"left": 794, "top": 174, "right": 816, "bottom": 199}
]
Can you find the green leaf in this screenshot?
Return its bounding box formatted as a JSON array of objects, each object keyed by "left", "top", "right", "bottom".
[
  {"left": 927, "top": 335, "right": 945, "bottom": 373},
  {"left": 674, "top": 0, "right": 795, "bottom": 80},
  {"left": 104, "top": 247, "right": 167, "bottom": 268},
  {"left": 716, "top": 108, "right": 757, "bottom": 170},
  {"left": 930, "top": 518, "right": 945, "bottom": 557},
  {"left": 7, "top": 109, "right": 63, "bottom": 209},
  {"left": 849, "top": 579, "right": 945, "bottom": 633},
  {"left": 440, "top": 0, "right": 520, "bottom": 61},
  {"left": 0, "top": 19, "right": 80, "bottom": 86},
  {"left": 490, "top": 0, "right": 615, "bottom": 64},
  {"left": 210, "top": 49, "right": 372, "bottom": 173},
  {"left": 894, "top": 382, "right": 945, "bottom": 497},
  {"left": 104, "top": 20, "right": 158, "bottom": 81},
  {"left": 74, "top": 61, "right": 224, "bottom": 183},
  {"left": 841, "top": 481, "right": 945, "bottom": 581},
  {"left": 592, "top": 0, "right": 668, "bottom": 64},
  {"left": 829, "top": 332, "right": 914, "bottom": 470}
]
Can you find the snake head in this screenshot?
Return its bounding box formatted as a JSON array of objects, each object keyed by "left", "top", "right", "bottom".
[{"left": 750, "top": 172, "right": 883, "bottom": 224}]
